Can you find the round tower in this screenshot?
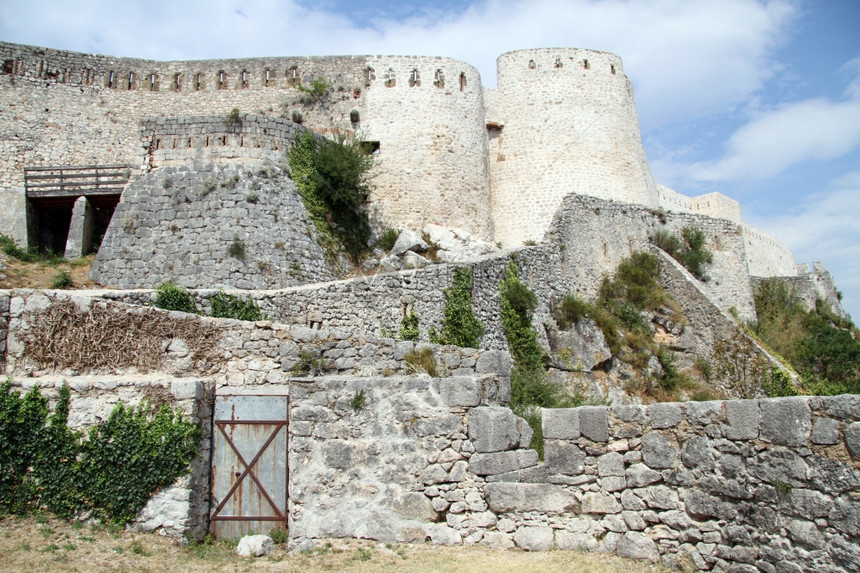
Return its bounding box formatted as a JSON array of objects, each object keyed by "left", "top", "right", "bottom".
[
  {"left": 362, "top": 56, "right": 493, "bottom": 241},
  {"left": 490, "top": 48, "right": 660, "bottom": 247}
]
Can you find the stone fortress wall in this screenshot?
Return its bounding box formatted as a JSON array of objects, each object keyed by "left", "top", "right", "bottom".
[
  {"left": 2, "top": 290, "right": 858, "bottom": 571},
  {"left": 0, "top": 40, "right": 803, "bottom": 283},
  {"left": 0, "top": 42, "right": 492, "bottom": 242}
]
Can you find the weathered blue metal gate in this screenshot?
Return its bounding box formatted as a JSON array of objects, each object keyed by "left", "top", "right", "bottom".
[{"left": 210, "top": 395, "right": 289, "bottom": 539}]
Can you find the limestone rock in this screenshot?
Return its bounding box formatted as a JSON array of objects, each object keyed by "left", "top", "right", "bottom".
[
  {"left": 236, "top": 535, "right": 274, "bottom": 557},
  {"left": 616, "top": 532, "right": 659, "bottom": 562},
  {"left": 391, "top": 230, "right": 428, "bottom": 256},
  {"left": 514, "top": 526, "right": 554, "bottom": 551}
]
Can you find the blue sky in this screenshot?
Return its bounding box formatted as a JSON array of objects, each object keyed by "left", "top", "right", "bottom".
[{"left": 1, "top": 0, "right": 858, "bottom": 319}]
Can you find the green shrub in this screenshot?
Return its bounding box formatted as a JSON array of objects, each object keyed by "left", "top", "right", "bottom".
[
  {"left": 209, "top": 292, "right": 263, "bottom": 321},
  {"left": 297, "top": 78, "right": 331, "bottom": 102},
  {"left": 224, "top": 107, "right": 241, "bottom": 125},
  {"left": 554, "top": 294, "right": 591, "bottom": 329},
  {"left": 350, "top": 390, "right": 366, "bottom": 413},
  {"left": 0, "top": 381, "right": 199, "bottom": 524},
  {"left": 269, "top": 527, "right": 289, "bottom": 545},
  {"left": 763, "top": 367, "right": 798, "bottom": 397},
  {"left": 293, "top": 351, "right": 326, "bottom": 376},
  {"left": 399, "top": 309, "right": 420, "bottom": 341},
  {"left": 651, "top": 226, "right": 713, "bottom": 280},
  {"left": 0, "top": 234, "right": 64, "bottom": 264},
  {"left": 375, "top": 227, "right": 399, "bottom": 252},
  {"left": 429, "top": 267, "right": 484, "bottom": 348},
  {"left": 50, "top": 270, "right": 73, "bottom": 289},
  {"left": 154, "top": 281, "right": 197, "bottom": 314},
  {"left": 228, "top": 237, "right": 246, "bottom": 260},
  {"left": 288, "top": 131, "right": 375, "bottom": 264},
  {"left": 403, "top": 348, "right": 438, "bottom": 377},
  {"left": 499, "top": 262, "right": 544, "bottom": 371}
]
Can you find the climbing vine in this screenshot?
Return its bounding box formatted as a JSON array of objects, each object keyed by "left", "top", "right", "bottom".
[
  {"left": 429, "top": 266, "right": 484, "bottom": 348},
  {"left": 0, "top": 381, "right": 200, "bottom": 524}
]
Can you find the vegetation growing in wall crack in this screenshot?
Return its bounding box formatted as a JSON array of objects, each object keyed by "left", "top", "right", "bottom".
[
  {"left": 403, "top": 348, "right": 438, "bottom": 377},
  {"left": 651, "top": 226, "right": 713, "bottom": 280},
  {"left": 0, "top": 381, "right": 200, "bottom": 524},
  {"left": 288, "top": 131, "right": 374, "bottom": 265},
  {"left": 399, "top": 309, "right": 420, "bottom": 341},
  {"left": 374, "top": 227, "right": 399, "bottom": 253},
  {"left": 428, "top": 266, "right": 484, "bottom": 348}
]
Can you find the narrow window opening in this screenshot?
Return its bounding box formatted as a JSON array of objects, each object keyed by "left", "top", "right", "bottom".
[
  {"left": 218, "top": 71, "right": 225, "bottom": 89},
  {"left": 528, "top": 59, "right": 536, "bottom": 70},
  {"left": 409, "top": 68, "right": 420, "bottom": 86},
  {"left": 127, "top": 72, "right": 134, "bottom": 90},
  {"left": 554, "top": 57, "right": 563, "bottom": 68},
  {"left": 366, "top": 67, "right": 375, "bottom": 83},
  {"left": 610, "top": 64, "right": 616, "bottom": 75},
  {"left": 174, "top": 73, "right": 182, "bottom": 91},
  {"left": 288, "top": 66, "right": 298, "bottom": 86},
  {"left": 149, "top": 73, "right": 157, "bottom": 91},
  {"left": 187, "top": 137, "right": 193, "bottom": 148},
  {"left": 583, "top": 59, "right": 590, "bottom": 70},
  {"left": 155, "top": 138, "right": 162, "bottom": 150},
  {"left": 2, "top": 59, "right": 14, "bottom": 74},
  {"left": 459, "top": 72, "right": 467, "bottom": 91},
  {"left": 195, "top": 73, "right": 202, "bottom": 90},
  {"left": 204, "top": 136, "right": 210, "bottom": 147},
  {"left": 265, "top": 68, "right": 271, "bottom": 86},
  {"left": 384, "top": 68, "right": 395, "bottom": 88},
  {"left": 241, "top": 70, "right": 248, "bottom": 87},
  {"left": 434, "top": 69, "right": 444, "bottom": 88},
  {"left": 108, "top": 70, "right": 116, "bottom": 88}
]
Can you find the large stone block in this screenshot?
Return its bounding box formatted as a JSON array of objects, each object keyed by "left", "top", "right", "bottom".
[
  {"left": 648, "top": 402, "right": 682, "bottom": 429},
  {"left": 485, "top": 483, "right": 578, "bottom": 514},
  {"left": 469, "top": 407, "right": 520, "bottom": 452},
  {"left": 642, "top": 432, "right": 678, "bottom": 469},
  {"left": 681, "top": 435, "right": 715, "bottom": 471},
  {"left": 724, "top": 400, "right": 759, "bottom": 440},
  {"left": 513, "top": 526, "right": 554, "bottom": 551},
  {"left": 616, "top": 531, "right": 659, "bottom": 562},
  {"left": 581, "top": 492, "right": 620, "bottom": 514},
  {"left": 845, "top": 422, "right": 860, "bottom": 459},
  {"left": 759, "top": 397, "right": 811, "bottom": 447},
  {"left": 542, "top": 408, "right": 580, "bottom": 440},
  {"left": 469, "top": 451, "right": 519, "bottom": 476},
  {"left": 545, "top": 441, "right": 585, "bottom": 475},
  {"left": 439, "top": 377, "right": 481, "bottom": 407},
  {"left": 578, "top": 406, "right": 609, "bottom": 442}
]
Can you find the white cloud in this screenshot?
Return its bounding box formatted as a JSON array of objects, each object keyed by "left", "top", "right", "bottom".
[
  {"left": 748, "top": 171, "right": 860, "bottom": 320},
  {"left": 0, "top": 0, "right": 799, "bottom": 130},
  {"left": 688, "top": 97, "right": 860, "bottom": 182}
]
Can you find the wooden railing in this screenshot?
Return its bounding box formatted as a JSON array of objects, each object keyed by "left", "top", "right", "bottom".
[{"left": 24, "top": 165, "right": 132, "bottom": 198}]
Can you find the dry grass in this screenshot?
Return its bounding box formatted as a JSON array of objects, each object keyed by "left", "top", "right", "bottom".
[
  {"left": 0, "top": 517, "right": 672, "bottom": 573},
  {"left": 0, "top": 254, "right": 96, "bottom": 290}
]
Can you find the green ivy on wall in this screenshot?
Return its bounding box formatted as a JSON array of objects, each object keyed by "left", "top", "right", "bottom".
[{"left": 0, "top": 381, "right": 200, "bottom": 524}]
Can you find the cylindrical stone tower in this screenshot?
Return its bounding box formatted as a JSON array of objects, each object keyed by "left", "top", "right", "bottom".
[{"left": 490, "top": 48, "right": 660, "bottom": 247}]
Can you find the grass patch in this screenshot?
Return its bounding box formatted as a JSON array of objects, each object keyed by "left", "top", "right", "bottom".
[{"left": 403, "top": 348, "right": 438, "bottom": 377}]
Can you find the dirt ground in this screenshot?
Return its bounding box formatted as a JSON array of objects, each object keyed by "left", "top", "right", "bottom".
[
  {"left": 0, "top": 254, "right": 96, "bottom": 290},
  {"left": 0, "top": 516, "right": 672, "bottom": 573}
]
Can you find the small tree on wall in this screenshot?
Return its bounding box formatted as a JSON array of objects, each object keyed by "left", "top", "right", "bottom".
[{"left": 288, "top": 131, "right": 375, "bottom": 264}]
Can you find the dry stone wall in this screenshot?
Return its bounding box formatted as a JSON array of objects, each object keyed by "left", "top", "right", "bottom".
[
  {"left": 283, "top": 373, "right": 860, "bottom": 572},
  {"left": 90, "top": 161, "right": 336, "bottom": 289},
  {"left": 546, "top": 193, "right": 757, "bottom": 322}
]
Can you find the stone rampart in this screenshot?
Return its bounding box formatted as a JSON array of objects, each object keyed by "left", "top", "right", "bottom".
[
  {"left": 89, "top": 162, "right": 337, "bottom": 289},
  {"left": 656, "top": 186, "right": 742, "bottom": 224},
  {"left": 754, "top": 263, "right": 850, "bottom": 322},
  {"left": 90, "top": 246, "right": 568, "bottom": 352},
  {"left": 0, "top": 41, "right": 493, "bottom": 242},
  {"left": 546, "top": 193, "right": 757, "bottom": 321},
  {"left": 285, "top": 374, "right": 860, "bottom": 571},
  {"left": 139, "top": 114, "right": 309, "bottom": 169},
  {"left": 742, "top": 224, "right": 797, "bottom": 278}
]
